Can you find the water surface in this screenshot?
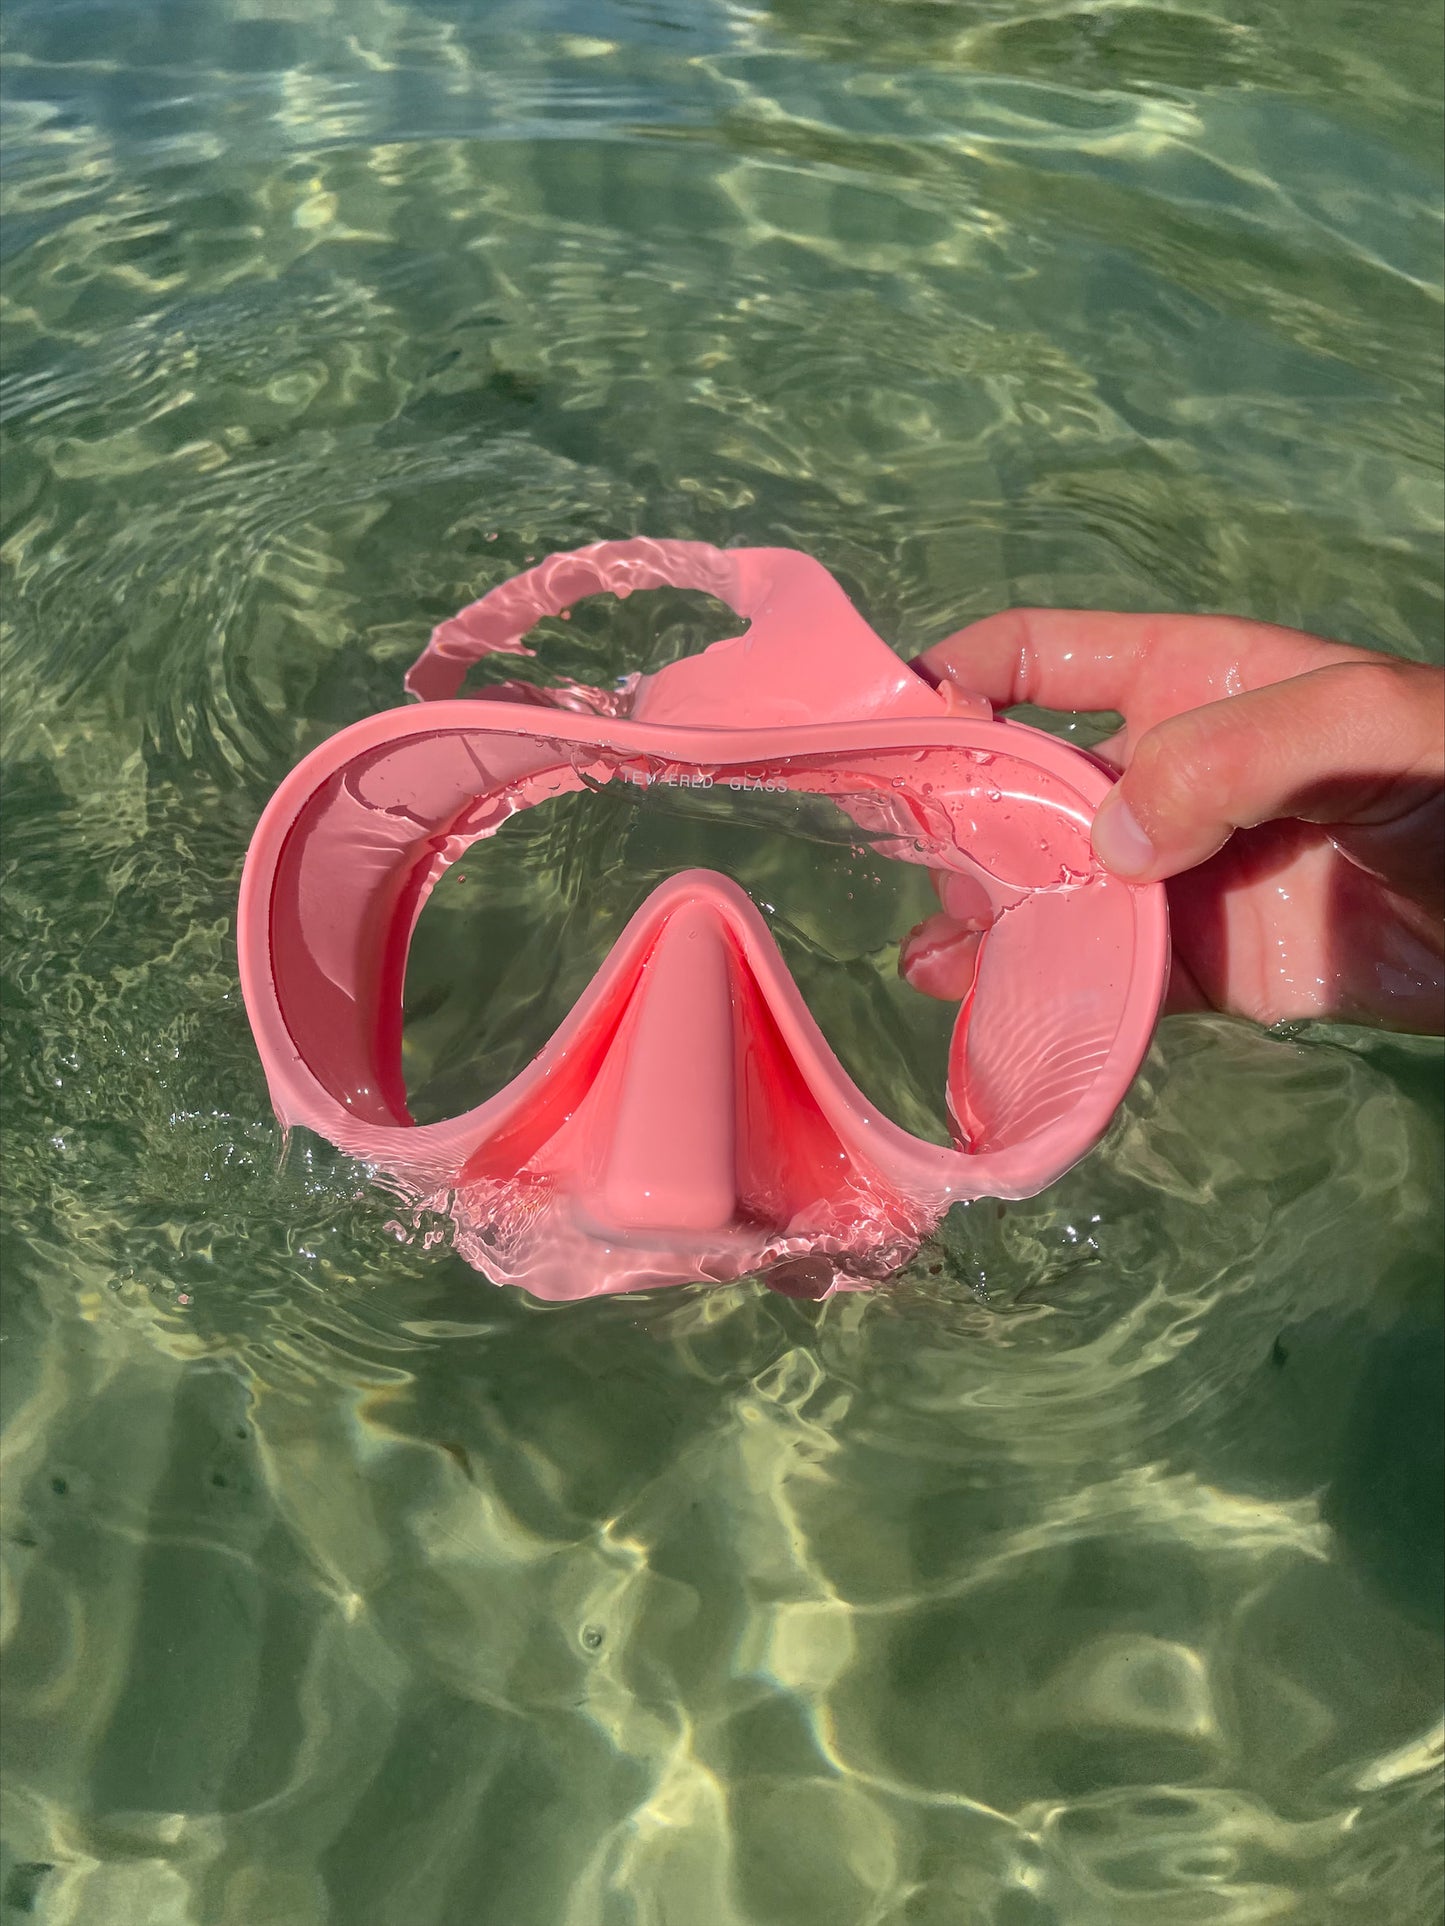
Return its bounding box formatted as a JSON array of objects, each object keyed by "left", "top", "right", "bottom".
[{"left": 2, "top": 0, "right": 1442, "bottom": 1921}]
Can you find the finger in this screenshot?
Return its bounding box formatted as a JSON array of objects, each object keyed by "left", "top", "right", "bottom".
[
  {"left": 899, "top": 914, "right": 983, "bottom": 1001},
  {"left": 906, "top": 897, "right": 1213, "bottom": 1012},
  {"left": 912, "top": 608, "right": 1365, "bottom": 719},
  {"left": 1091, "top": 658, "right": 1445, "bottom": 881},
  {"left": 1089, "top": 727, "right": 1129, "bottom": 771}
]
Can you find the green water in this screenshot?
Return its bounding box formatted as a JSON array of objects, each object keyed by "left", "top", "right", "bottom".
[{"left": 2, "top": 0, "right": 1443, "bottom": 1919}]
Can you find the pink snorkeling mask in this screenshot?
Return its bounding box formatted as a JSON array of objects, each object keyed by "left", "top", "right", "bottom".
[{"left": 238, "top": 540, "right": 1168, "bottom": 1299}]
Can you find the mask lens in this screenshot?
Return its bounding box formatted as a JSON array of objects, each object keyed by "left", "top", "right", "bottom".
[
  {"left": 261, "top": 718, "right": 1137, "bottom": 1172},
  {"left": 402, "top": 775, "right": 960, "bottom": 1143}
]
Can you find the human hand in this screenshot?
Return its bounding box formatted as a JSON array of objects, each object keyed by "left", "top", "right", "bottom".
[{"left": 903, "top": 611, "right": 1444, "bottom": 1033}]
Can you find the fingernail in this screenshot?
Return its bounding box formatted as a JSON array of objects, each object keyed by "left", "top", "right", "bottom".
[
  {"left": 938, "top": 681, "right": 993, "bottom": 720},
  {"left": 937, "top": 872, "right": 994, "bottom": 926},
  {"left": 1092, "top": 795, "right": 1155, "bottom": 876}
]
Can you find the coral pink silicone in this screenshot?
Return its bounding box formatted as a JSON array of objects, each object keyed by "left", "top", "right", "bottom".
[{"left": 238, "top": 540, "right": 1168, "bottom": 1298}]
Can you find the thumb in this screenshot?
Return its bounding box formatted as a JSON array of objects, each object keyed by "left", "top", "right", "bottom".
[{"left": 1090, "top": 659, "right": 1443, "bottom": 881}]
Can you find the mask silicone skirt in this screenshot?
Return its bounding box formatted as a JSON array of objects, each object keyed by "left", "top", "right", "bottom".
[{"left": 238, "top": 542, "right": 1168, "bottom": 1299}]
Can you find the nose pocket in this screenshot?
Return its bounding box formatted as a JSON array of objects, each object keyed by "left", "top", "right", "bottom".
[{"left": 595, "top": 892, "right": 739, "bottom": 1233}]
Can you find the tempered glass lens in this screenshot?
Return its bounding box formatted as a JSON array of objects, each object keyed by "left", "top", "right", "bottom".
[
  {"left": 265, "top": 719, "right": 1121, "bottom": 1162},
  {"left": 402, "top": 776, "right": 960, "bottom": 1144}
]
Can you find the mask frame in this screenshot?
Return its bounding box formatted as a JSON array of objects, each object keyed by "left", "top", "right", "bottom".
[{"left": 239, "top": 541, "right": 1168, "bottom": 1297}]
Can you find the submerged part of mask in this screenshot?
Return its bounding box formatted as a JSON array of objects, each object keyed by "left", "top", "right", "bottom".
[{"left": 239, "top": 540, "right": 1168, "bottom": 1298}]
